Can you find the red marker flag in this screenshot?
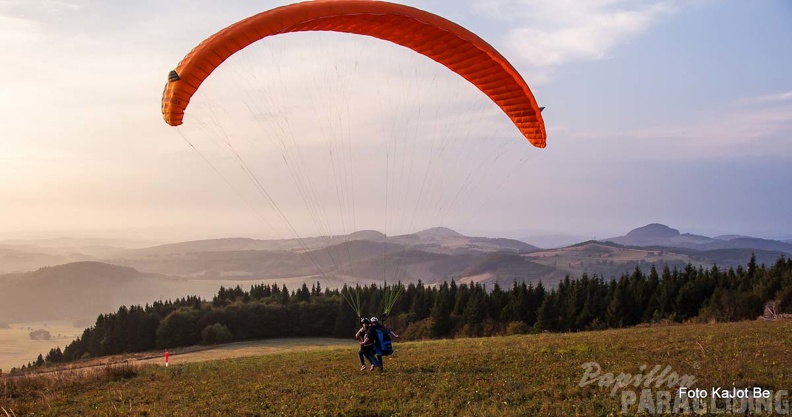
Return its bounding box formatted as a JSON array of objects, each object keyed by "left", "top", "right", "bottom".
[{"left": 165, "top": 351, "right": 170, "bottom": 367}]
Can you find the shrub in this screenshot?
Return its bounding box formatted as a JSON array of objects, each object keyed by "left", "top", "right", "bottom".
[
  {"left": 156, "top": 308, "right": 203, "bottom": 348},
  {"left": 29, "top": 329, "right": 51, "bottom": 341},
  {"left": 505, "top": 321, "right": 529, "bottom": 335},
  {"left": 400, "top": 318, "right": 433, "bottom": 340},
  {"left": 201, "top": 323, "right": 233, "bottom": 345}
]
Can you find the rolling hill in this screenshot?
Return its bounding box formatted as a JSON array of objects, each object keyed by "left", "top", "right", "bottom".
[
  {"left": 2, "top": 225, "right": 790, "bottom": 322},
  {"left": 0, "top": 262, "right": 187, "bottom": 322},
  {"left": 605, "top": 223, "right": 792, "bottom": 253},
  {"left": 100, "top": 228, "right": 541, "bottom": 282}
]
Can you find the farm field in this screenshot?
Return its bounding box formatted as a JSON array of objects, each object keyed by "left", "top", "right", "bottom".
[
  {"left": 2, "top": 320, "right": 791, "bottom": 416},
  {"left": 0, "top": 321, "right": 84, "bottom": 373}
]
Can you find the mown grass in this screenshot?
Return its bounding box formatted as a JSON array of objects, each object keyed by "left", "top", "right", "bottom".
[{"left": 2, "top": 321, "right": 791, "bottom": 416}]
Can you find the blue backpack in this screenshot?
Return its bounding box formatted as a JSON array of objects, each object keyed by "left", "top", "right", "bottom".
[{"left": 374, "top": 326, "right": 393, "bottom": 356}]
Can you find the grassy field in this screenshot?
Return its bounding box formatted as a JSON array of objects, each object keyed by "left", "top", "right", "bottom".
[
  {"left": 2, "top": 321, "right": 791, "bottom": 416},
  {"left": 135, "top": 338, "right": 353, "bottom": 367},
  {"left": 0, "top": 321, "right": 85, "bottom": 373},
  {"left": 525, "top": 243, "right": 693, "bottom": 279}
]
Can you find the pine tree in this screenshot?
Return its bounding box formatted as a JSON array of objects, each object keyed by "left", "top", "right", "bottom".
[
  {"left": 659, "top": 266, "right": 676, "bottom": 318},
  {"left": 430, "top": 285, "right": 452, "bottom": 337},
  {"left": 606, "top": 284, "right": 624, "bottom": 328},
  {"left": 526, "top": 281, "right": 546, "bottom": 326},
  {"left": 462, "top": 289, "right": 486, "bottom": 336},
  {"left": 452, "top": 283, "right": 470, "bottom": 316},
  {"left": 333, "top": 298, "right": 358, "bottom": 338},
  {"left": 297, "top": 283, "right": 311, "bottom": 302},
  {"left": 45, "top": 347, "right": 64, "bottom": 363},
  {"left": 489, "top": 282, "right": 507, "bottom": 320},
  {"left": 411, "top": 282, "right": 431, "bottom": 320},
  {"left": 747, "top": 253, "right": 758, "bottom": 281},
  {"left": 566, "top": 274, "right": 588, "bottom": 330},
  {"left": 642, "top": 266, "right": 661, "bottom": 322},
  {"left": 535, "top": 291, "right": 559, "bottom": 331},
  {"left": 279, "top": 285, "right": 290, "bottom": 305},
  {"left": 503, "top": 282, "right": 527, "bottom": 323}
]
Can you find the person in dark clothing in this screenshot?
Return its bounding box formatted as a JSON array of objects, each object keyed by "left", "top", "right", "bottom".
[
  {"left": 369, "top": 316, "right": 399, "bottom": 369},
  {"left": 361, "top": 319, "right": 383, "bottom": 372},
  {"left": 356, "top": 318, "right": 381, "bottom": 371},
  {"left": 354, "top": 317, "right": 375, "bottom": 371}
]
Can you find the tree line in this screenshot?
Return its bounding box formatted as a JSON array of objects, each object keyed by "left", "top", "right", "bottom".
[{"left": 14, "top": 254, "right": 792, "bottom": 374}]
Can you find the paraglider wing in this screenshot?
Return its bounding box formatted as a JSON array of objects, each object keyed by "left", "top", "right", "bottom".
[{"left": 161, "top": 0, "right": 547, "bottom": 147}]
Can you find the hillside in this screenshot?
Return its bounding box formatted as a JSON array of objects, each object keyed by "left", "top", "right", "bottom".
[
  {"left": 522, "top": 241, "right": 788, "bottom": 281},
  {"left": 3, "top": 226, "right": 788, "bottom": 287},
  {"left": 97, "top": 228, "right": 542, "bottom": 283},
  {"left": 0, "top": 237, "right": 156, "bottom": 274},
  {"left": 0, "top": 246, "right": 75, "bottom": 274},
  {"left": 0, "top": 223, "right": 792, "bottom": 284},
  {"left": 3, "top": 242, "right": 789, "bottom": 324},
  {"left": 3, "top": 321, "right": 790, "bottom": 416},
  {"left": 458, "top": 253, "right": 557, "bottom": 287},
  {"left": 109, "top": 226, "right": 782, "bottom": 290},
  {"left": 2, "top": 225, "right": 791, "bottom": 324},
  {"left": 606, "top": 223, "right": 792, "bottom": 254},
  {"left": 0, "top": 262, "right": 187, "bottom": 322}
]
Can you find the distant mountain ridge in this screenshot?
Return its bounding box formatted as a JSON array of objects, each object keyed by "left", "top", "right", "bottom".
[
  {"left": 627, "top": 223, "right": 682, "bottom": 239},
  {"left": 0, "top": 262, "right": 181, "bottom": 322},
  {"left": 413, "top": 227, "right": 463, "bottom": 239},
  {"left": 605, "top": 223, "right": 792, "bottom": 254},
  {"left": 103, "top": 228, "right": 540, "bottom": 284},
  {"left": 2, "top": 225, "right": 790, "bottom": 322}
]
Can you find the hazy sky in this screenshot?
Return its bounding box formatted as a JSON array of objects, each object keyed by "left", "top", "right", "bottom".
[{"left": 1, "top": 0, "right": 790, "bottom": 243}]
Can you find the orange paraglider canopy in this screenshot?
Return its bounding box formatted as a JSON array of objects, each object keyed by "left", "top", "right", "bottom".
[{"left": 161, "top": 0, "right": 546, "bottom": 148}]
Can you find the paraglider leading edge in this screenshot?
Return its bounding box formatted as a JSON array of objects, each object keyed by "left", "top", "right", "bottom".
[{"left": 160, "top": 0, "right": 547, "bottom": 148}]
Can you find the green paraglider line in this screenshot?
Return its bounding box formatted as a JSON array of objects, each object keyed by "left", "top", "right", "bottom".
[
  {"left": 381, "top": 282, "right": 405, "bottom": 317},
  {"left": 341, "top": 284, "right": 363, "bottom": 319},
  {"left": 340, "top": 282, "right": 404, "bottom": 321}
]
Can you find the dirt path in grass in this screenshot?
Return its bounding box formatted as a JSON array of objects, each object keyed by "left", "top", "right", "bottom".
[
  {"left": 6, "top": 338, "right": 355, "bottom": 380},
  {"left": 137, "top": 338, "right": 353, "bottom": 366}
]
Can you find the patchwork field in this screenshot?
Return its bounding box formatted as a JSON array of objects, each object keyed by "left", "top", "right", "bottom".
[{"left": 0, "top": 321, "right": 84, "bottom": 373}]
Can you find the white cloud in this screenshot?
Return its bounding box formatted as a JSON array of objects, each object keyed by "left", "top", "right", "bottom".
[
  {"left": 0, "top": 14, "right": 39, "bottom": 42},
  {"left": 473, "top": 0, "right": 677, "bottom": 72},
  {"left": 566, "top": 100, "right": 792, "bottom": 159},
  {"left": 736, "top": 90, "right": 792, "bottom": 105}
]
